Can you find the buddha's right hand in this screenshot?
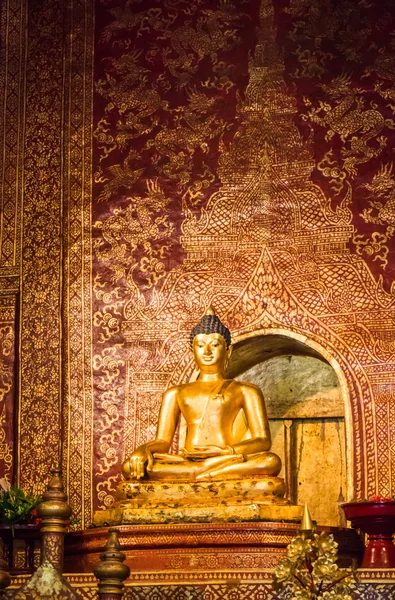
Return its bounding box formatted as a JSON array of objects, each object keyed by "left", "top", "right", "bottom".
[{"left": 123, "top": 446, "right": 153, "bottom": 480}]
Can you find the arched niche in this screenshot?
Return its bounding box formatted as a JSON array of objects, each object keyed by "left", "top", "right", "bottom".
[{"left": 226, "top": 333, "right": 348, "bottom": 527}]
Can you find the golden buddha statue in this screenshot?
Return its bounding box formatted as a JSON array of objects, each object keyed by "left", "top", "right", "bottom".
[
  {"left": 121, "top": 308, "right": 281, "bottom": 482},
  {"left": 93, "top": 309, "right": 303, "bottom": 525}
]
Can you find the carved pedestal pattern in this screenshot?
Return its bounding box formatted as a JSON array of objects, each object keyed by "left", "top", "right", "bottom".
[
  {"left": 93, "top": 478, "right": 295, "bottom": 527},
  {"left": 64, "top": 522, "right": 364, "bottom": 582}
]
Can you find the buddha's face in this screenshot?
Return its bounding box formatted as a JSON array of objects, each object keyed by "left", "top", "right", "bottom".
[{"left": 192, "top": 333, "right": 229, "bottom": 372}]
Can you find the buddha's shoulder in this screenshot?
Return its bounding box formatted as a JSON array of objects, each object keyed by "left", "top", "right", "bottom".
[
  {"left": 163, "top": 382, "right": 195, "bottom": 396},
  {"left": 231, "top": 380, "right": 262, "bottom": 395},
  {"left": 163, "top": 380, "right": 262, "bottom": 396}
]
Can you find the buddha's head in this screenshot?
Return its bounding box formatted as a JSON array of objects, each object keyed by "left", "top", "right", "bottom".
[{"left": 190, "top": 308, "right": 232, "bottom": 373}]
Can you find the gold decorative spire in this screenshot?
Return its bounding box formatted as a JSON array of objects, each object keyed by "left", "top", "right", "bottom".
[
  {"left": 254, "top": 0, "right": 282, "bottom": 69},
  {"left": 37, "top": 469, "right": 72, "bottom": 573},
  {"left": 300, "top": 504, "right": 314, "bottom": 532},
  {"left": 94, "top": 529, "right": 130, "bottom": 599},
  {"left": 205, "top": 307, "right": 215, "bottom": 316}
]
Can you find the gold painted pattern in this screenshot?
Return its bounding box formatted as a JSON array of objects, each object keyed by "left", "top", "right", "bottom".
[
  {"left": 287, "top": 0, "right": 395, "bottom": 277},
  {"left": 9, "top": 572, "right": 395, "bottom": 594},
  {"left": 2, "top": 0, "right": 394, "bottom": 526},
  {"left": 61, "top": 0, "right": 95, "bottom": 530},
  {"left": 0, "top": 0, "right": 25, "bottom": 268},
  {"left": 0, "top": 0, "right": 25, "bottom": 487},
  {"left": 18, "top": 0, "right": 64, "bottom": 492},
  {"left": 0, "top": 300, "right": 15, "bottom": 481}
]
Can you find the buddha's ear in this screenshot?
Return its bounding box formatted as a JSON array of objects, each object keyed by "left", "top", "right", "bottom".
[{"left": 227, "top": 345, "right": 233, "bottom": 361}]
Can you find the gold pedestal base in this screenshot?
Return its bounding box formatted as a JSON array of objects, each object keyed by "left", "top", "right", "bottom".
[{"left": 93, "top": 477, "right": 303, "bottom": 526}]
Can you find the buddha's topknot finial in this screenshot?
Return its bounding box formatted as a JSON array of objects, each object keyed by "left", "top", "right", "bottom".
[{"left": 190, "top": 307, "right": 231, "bottom": 349}]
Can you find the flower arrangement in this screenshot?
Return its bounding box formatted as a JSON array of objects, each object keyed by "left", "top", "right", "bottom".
[
  {"left": 0, "top": 478, "right": 42, "bottom": 525},
  {"left": 272, "top": 528, "right": 358, "bottom": 600}
]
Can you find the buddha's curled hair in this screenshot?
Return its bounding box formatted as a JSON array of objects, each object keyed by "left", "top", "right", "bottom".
[{"left": 190, "top": 309, "right": 231, "bottom": 349}]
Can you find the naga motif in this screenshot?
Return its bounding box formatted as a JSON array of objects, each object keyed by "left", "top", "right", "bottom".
[
  {"left": 159, "top": 1, "right": 242, "bottom": 86},
  {"left": 361, "top": 163, "right": 395, "bottom": 227},
  {"left": 101, "top": 7, "right": 174, "bottom": 42},
  {"left": 305, "top": 73, "right": 393, "bottom": 176},
  {"left": 364, "top": 46, "right": 395, "bottom": 83},
  {"left": 95, "top": 49, "right": 169, "bottom": 148},
  {"left": 94, "top": 179, "right": 175, "bottom": 287},
  {"left": 285, "top": 0, "right": 357, "bottom": 45},
  {"left": 350, "top": 163, "right": 395, "bottom": 270},
  {"left": 147, "top": 87, "right": 227, "bottom": 184}
]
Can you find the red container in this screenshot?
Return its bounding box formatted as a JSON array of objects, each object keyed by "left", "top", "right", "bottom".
[{"left": 342, "top": 501, "right": 395, "bottom": 568}]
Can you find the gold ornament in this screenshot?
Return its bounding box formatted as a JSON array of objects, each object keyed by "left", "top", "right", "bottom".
[{"left": 273, "top": 508, "right": 358, "bottom": 600}]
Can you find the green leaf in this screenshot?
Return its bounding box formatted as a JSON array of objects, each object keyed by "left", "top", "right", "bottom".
[{"left": 0, "top": 485, "right": 42, "bottom": 525}]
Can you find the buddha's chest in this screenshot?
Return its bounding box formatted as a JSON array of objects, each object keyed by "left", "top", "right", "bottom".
[{"left": 178, "top": 386, "right": 240, "bottom": 424}]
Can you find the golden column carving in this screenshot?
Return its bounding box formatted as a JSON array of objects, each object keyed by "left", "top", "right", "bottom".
[
  {"left": 36, "top": 469, "right": 72, "bottom": 573},
  {"left": 94, "top": 529, "right": 130, "bottom": 600}
]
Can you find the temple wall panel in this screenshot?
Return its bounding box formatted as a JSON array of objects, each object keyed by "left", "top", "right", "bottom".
[
  {"left": 1, "top": 0, "right": 395, "bottom": 531},
  {"left": 61, "top": 0, "right": 95, "bottom": 531},
  {"left": 0, "top": 0, "right": 25, "bottom": 485},
  {"left": 18, "top": 0, "right": 65, "bottom": 494}
]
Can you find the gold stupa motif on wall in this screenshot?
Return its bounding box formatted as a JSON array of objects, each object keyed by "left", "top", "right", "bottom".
[{"left": 180, "top": 0, "right": 353, "bottom": 264}]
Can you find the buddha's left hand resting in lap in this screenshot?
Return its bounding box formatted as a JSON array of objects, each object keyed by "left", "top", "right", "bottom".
[{"left": 122, "top": 308, "right": 282, "bottom": 482}]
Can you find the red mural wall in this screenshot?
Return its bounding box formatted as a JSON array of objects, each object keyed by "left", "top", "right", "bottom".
[
  {"left": 1, "top": 0, "right": 395, "bottom": 528},
  {"left": 0, "top": 297, "right": 16, "bottom": 484},
  {"left": 84, "top": 0, "right": 395, "bottom": 523}
]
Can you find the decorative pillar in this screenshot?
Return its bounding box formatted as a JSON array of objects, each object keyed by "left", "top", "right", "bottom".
[
  {"left": 94, "top": 529, "right": 130, "bottom": 600},
  {"left": 36, "top": 469, "right": 72, "bottom": 573},
  {"left": 0, "top": 547, "right": 10, "bottom": 598}
]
